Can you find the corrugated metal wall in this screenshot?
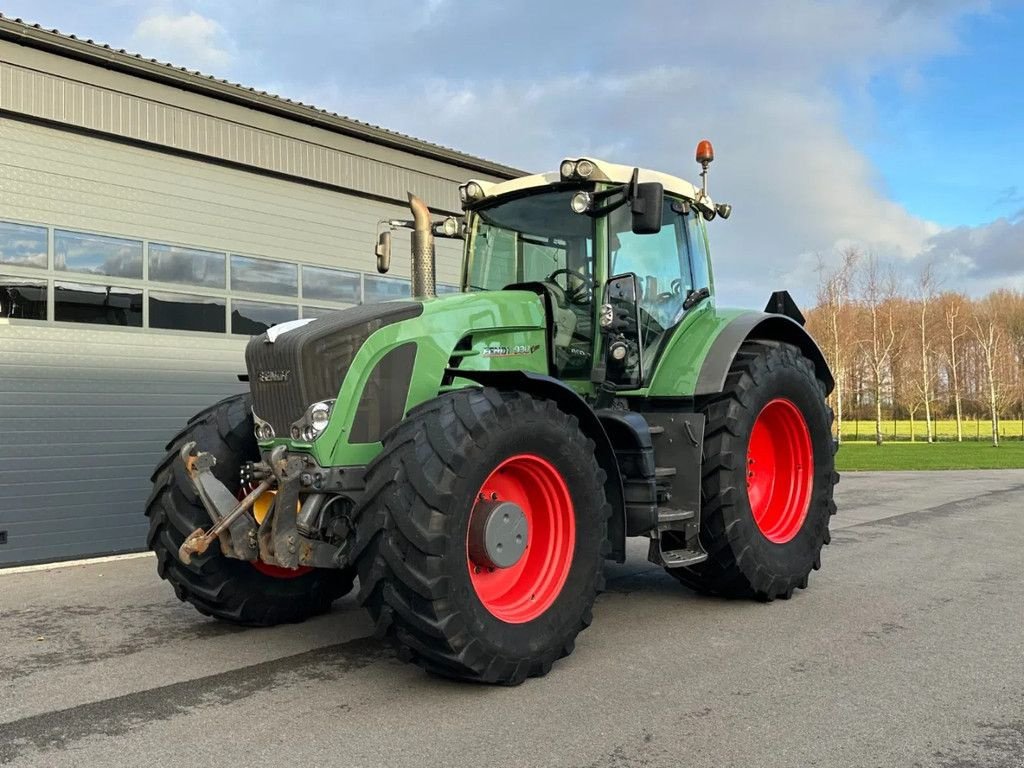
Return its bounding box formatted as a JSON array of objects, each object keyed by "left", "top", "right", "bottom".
[
  {"left": 0, "top": 59, "right": 465, "bottom": 213},
  {"left": 0, "top": 115, "right": 466, "bottom": 566}
]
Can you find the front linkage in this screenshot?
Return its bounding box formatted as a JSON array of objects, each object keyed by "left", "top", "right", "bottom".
[{"left": 177, "top": 442, "right": 356, "bottom": 571}]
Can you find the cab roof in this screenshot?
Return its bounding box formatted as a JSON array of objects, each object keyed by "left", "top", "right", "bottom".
[{"left": 463, "top": 157, "right": 710, "bottom": 207}]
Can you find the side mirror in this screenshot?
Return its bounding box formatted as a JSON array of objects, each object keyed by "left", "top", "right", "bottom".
[
  {"left": 631, "top": 182, "right": 664, "bottom": 234},
  {"left": 375, "top": 231, "right": 392, "bottom": 274}
]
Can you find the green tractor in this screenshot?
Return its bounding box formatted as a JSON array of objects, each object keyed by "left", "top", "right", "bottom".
[{"left": 147, "top": 140, "right": 837, "bottom": 684}]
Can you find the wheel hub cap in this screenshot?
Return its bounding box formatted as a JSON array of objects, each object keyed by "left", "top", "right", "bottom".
[{"left": 468, "top": 500, "right": 529, "bottom": 569}]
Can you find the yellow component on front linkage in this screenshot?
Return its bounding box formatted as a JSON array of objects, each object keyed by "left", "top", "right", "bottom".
[{"left": 250, "top": 490, "right": 300, "bottom": 525}]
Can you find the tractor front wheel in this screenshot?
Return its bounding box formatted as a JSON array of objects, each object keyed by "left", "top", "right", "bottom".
[
  {"left": 671, "top": 341, "right": 838, "bottom": 600},
  {"left": 353, "top": 388, "right": 610, "bottom": 684}
]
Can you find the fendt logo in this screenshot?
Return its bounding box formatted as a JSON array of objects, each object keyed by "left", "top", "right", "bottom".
[{"left": 257, "top": 370, "right": 291, "bottom": 383}]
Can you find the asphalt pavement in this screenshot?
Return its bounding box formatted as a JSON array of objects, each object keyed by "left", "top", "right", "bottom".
[{"left": 1, "top": 470, "right": 1023, "bottom": 768}]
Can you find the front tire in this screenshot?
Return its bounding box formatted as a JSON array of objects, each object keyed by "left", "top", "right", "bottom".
[
  {"left": 353, "top": 388, "right": 611, "bottom": 684},
  {"left": 670, "top": 341, "right": 838, "bottom": 600},
  {"left": 146, "top": 393, "right": 356, "bottom": 625}
]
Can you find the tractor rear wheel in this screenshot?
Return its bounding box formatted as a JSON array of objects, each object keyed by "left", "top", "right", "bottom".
[
  {"left": 146, "top": 393, "right": 356, "bottom": 625},
  {"left": 353, "top": 388, "right": 610, "bottom": 684},
  {"left": 670, "top": 341, "right": 838, "bottom": 600}
]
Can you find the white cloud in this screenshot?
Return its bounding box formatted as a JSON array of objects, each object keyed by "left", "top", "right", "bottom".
[
  {"left": 131, "top": 11, "right": 233, "bottom": 70},
  {"left": 247, "top": 1, "right": 1001, "bottom": 305}
]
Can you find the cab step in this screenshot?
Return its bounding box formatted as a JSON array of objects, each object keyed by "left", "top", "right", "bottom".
[
  {"left": 656, "top": 508, "right": 695, "bottom": 524},
  {"left": 659, "top": 548, "right": 709, "bottom": 568},
  {"left": 648, "top": 539, "right": 708, "bottom": 569}
]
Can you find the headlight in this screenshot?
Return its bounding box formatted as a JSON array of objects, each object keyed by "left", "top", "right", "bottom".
[
  {"left": 290, "top": 399, "right": 335, "bottom": 442},
  {"left": 253, "top": 412, "right": 275, "bottom": 441},
  {"left": 575, "top": 159, "right": 594, "bottom": 178},
  {"left": 559, "top": 160, "right": 577, "bottom": 179}
]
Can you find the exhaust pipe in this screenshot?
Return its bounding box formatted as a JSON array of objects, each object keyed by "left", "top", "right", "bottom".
[{"left": 408, "top": 193, "right": 436, "bottom": 298}]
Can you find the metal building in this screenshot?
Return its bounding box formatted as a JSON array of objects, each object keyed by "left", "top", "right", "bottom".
[{"left": 0, "top": 16, "right": 519, "bottom": 566}]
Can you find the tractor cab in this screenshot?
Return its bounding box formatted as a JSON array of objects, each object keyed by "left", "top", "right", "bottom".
[{"left": 443, "top": 147, "right": 731, "bottom": 392}]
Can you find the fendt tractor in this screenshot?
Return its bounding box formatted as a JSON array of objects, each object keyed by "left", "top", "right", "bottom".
[{"left": 147, "top": 141, "right": 838, "bottom": 684}]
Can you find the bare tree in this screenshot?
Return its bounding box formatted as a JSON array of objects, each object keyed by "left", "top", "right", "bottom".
[
  {"left": 971, "top": 300, "right": 1005, "bottom": 447},
  {"left": 857, "top": 255, "right": 903, "bottom": 445},
  {"left": 916, "top": 263, "right": 938, "bottom": 442},
  {"left": 814, "top": 248, "right": 859, "bottom": 444},
  {"left": 941, "top": 293, "right": 969, "bottom": 441}
]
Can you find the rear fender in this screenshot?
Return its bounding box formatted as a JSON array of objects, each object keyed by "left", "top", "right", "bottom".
[
  {"left": 452, "top": 369, "right": 627, "bottom": 563},
  {"left": 694, "top": 312, "right": 834, "bottom": 396}
]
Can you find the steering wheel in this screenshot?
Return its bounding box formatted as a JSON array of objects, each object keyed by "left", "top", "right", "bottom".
[{"left": 547, "top": 268, "right": 595, "bottom": 306}]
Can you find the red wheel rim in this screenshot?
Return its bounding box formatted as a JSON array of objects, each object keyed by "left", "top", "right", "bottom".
[
  {"left": 746, "top": 398, "right": 814, "bottom": 544},
  {"left": 238, "top": 486, "right": 313, "bottom": 579},
  {"left": 251, "top": 560, "right": 311, "bottom": 579},
  {"left": 467, "top": 454, "right": 575, "bottom": 624}
]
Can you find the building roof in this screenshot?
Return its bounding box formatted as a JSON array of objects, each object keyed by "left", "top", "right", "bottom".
[{"left": 0, "top": 13, "right": 524, "bottom": 180}]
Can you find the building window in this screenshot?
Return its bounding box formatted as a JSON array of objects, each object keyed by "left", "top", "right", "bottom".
[
  {"left": 302, "top": 265, "right": 361, "bottom": 304},
  {"left": 364, "top": 274, "right": 411, "bottom": 303},
  {"left": 230, "top": 255, "right": 298, "bottom": 297},
  {"left": 150, "top": 243, "right": 226, "bottom": 288},
  {"left": 231, "top": 299, "right": 298, "bottom": 335},
  {"left": 437, "top": 283, "right": 461, "bottom": 295},
  {"left": 54, "top": 281, "right": 143, "bottom": 327},
  {"left": 0, "top": 221, "right": 48, "bottom": 269},
  {"left": 150, "top": 291, "right": 226, "bottom": 333},
  {"left": 54, "top": 230, "right": 143, "bottom": 279},
  {"left": 0, "top": 276, "right": 47, "bottom": 319}
]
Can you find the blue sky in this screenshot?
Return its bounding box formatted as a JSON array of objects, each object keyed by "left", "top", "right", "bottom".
[
  {"left": 2, "top": 1, "right": 1021, "bottom": 304},
  {"left": 857, "top": 5, "right": 1024, "bottom": 227}
]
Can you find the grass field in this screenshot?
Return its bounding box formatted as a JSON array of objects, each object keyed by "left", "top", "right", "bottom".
[
  {"left": 836, "top": 441, "right": 1024, "bottom": 471},
  {"left": 840, "top": 418, "right": 1024, "bottom": 443}
]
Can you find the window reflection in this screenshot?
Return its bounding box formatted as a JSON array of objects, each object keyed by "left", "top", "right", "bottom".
[
  {"left": 364, "top": 275, "right": 411, "bottom": 303},
  {"left": 302, "top": 265, "right": 361, "bottom": 303},
  {"left": 301, "top": 305, "right": 345, "bottom": 319},
  {"left": 231, "top": 300, "right": 298, "bottom": 335},
  {"left": 0, "top": 221, "right": 48, "bottom": 269},
  {"left": 150, "top": 244, "right": 226, "bottom": 288},
  {"left": 0, "top": 277, "right": 47, "bottom": 319},
  {"left": 54, "top": 281, "right": 142, "bottom": 326},
  {"left": 150, "top": 291, "right": 226, "bottom": 333},
  {"left": 437, "top": 284, "right": 461, "bottom": 295},
  {"left": 230, "top": 255, "right": 298, "bottom": 297},
  {"left": 55, "top": 230, "right": 143, "bottom": 279}
]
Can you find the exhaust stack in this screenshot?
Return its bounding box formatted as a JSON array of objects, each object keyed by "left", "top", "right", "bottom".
[{"left": 408, "top": 193, "right": 436, "bottom": 298}]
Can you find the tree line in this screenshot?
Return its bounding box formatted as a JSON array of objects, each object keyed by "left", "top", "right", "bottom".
[{"left": 805, "top": 249, "right": 1024, "bottom": 446}]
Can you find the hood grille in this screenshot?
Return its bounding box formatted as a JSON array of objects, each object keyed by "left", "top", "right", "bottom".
[{"left": 245, "top": 301, "right": 422, "bottom": 436}]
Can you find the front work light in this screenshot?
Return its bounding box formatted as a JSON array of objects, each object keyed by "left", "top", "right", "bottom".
[{"left": 570, "top": 191, "right": 593, "bottom": 214}]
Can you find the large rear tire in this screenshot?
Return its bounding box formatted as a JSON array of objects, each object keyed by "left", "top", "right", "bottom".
[
  {"left": 669, "top": 341, "right": 838, "bottom": 600},
  {"left": 353, "top": 388, "right": 611, "bottom": 684},
  {"left": 146, "top": 394, "right": 356, "bottom": 625}
]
